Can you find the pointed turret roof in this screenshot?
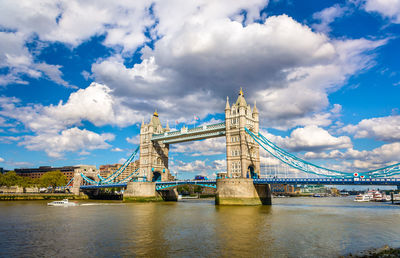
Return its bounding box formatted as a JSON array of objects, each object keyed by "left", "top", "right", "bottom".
[
  {"left": 235, "top": 87, "right": 247, "bottom": 107},
  {"left": 150, "top": 109, "right": 162, "bottom": 128},
  {"left": 225, "top": 96, "right": 230, "bottom": 110},
  {"left": 253, "top": 100, "right": 258, "bottom": 114}
]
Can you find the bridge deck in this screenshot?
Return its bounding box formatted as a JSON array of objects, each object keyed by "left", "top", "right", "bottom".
[
  {"left": 80, "top": 178, "right": 400, "bottom": 190},
  {"left": 151, "top": 122, "right": 226, "bottom": 144}
]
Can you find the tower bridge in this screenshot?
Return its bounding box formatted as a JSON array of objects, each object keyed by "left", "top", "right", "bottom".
[
  {"left": 73, "top": 88, "right": 400, "bottom": 205},
  {"left": 137, "top": 88, "right": 260, "bottom": 183}
]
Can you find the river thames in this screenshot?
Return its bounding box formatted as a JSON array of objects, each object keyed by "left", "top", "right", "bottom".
[{"left": 0, "top": 197, "right": 399, "bottom": 257}]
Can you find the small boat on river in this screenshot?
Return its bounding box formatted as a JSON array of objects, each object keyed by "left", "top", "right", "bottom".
[
  {"left": 47, "top": 199, "right": 78, "bottom": 206},
  {"left": 354, "top": 194, "right": 371, "bottom": 202}
]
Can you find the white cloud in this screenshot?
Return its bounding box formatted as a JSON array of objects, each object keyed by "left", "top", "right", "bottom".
[
  {"left": 93, "top": 8, "right": 385, "bottom": 129},
  {"left": 0, "top": 1, "right": 388, "bottom": 130},
  {"left": 364, "top": 0, "right": 400, "bottom": 23},
  {"left": 126, "top": 135, "right": 140, "bottom": 145},
  {"left": 304, "top": 142, "right": 400, "bottom": 171},
  {"left": 172, "top": 137, "right": 226, "bottom": 156},
  {"left": 312, "top": 4, "right": 349, "bottom": 33},
  {"left": 261, "top": 125, "right": 352, "bottom": 152},
  {"left": 0, "top": 83, "right": 142, "bottom": 134},
  {"left": 112, "top": 147, "right": 123, "bottom": 152},
  {"left": 341, "top": 115, "right": 400, "bottom": 142},
  {"left": 0, "top": 136, "right": 21, "bottom": 144},
  {"left": 35, "top": 63, "right": 76, "bottom": 89},
  {"left": 173, "top": 160, "right": 210, "bottom": 173},
  {"left": 0, "top": 83, "right": 141, "bottom": 157},
  {"left": 0, "top": 31, "right": 72, "bottom": 87},
  {"left": 213, "top": 159, "right": 226, "bottom": 172},
  {"left": 20, "top": 127, "right": 114, "bottom": 158},
  {"left": 0, "top": 157, "right": 4, "bottom": 163}
]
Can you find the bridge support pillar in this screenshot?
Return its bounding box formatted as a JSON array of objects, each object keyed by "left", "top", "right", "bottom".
[
  {"left": 157, "top": 188, "right": 179, "bottom": 201},
  {"left": 71, "top": 172, "right": 83, "bottom": 195},
  {"left": 123, "top": 182, "right": 162, "bottom": 202},
  {"left": 215, "top": 178, "right": 271, "bottom": 205}
]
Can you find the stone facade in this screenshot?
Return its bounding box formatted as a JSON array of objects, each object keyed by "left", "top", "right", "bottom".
[
  {"left": 138, "top": 111, "right": 173, "bottom": 182},
  {"left": 215, "top": 178, "right": 271, "bottom": 205},
  {"left": 225, "top": 89, "right": 260, "bottom": 178}
]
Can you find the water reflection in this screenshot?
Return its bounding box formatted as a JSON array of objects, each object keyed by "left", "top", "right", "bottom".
[
  {"left": 0, "top": 198, "right": 400, "bottom": 257},
  {"left": 215, "top": 205, "right": 274, "bottom": 257}
]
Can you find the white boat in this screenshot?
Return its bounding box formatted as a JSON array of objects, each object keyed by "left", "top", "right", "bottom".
[
  {"left": 47, "top": 199, "right": 78, "bottom": 206},
  {"left": 354, "top": 194, "right": 371, "bottom": 202}
]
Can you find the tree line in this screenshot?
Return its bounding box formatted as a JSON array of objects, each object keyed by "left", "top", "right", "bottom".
[{"left": 0, "top": 171, "right": 67, "bottom": 190}]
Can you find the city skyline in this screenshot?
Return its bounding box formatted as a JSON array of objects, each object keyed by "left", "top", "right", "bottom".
[{"left": 1, "top": 0, "right": 400, "bottom": 179}]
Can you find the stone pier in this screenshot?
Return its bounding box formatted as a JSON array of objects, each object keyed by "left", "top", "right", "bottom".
[
  {"left": 215, "top": 178, "right": 271, "bottom": 205},
  {"left": 158, "top": 188, "right": 179, "bottom": 201},
  {"left": 123, "top": 182, "right": 162, "bottom": 201}
]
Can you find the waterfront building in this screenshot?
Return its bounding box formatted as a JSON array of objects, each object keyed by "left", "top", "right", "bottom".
[
  {"left": 15, "top": 165, "right": 97, "bottom": 182},
  {"left": 271, "top": 184, "right": 296, "bottom": 194}
]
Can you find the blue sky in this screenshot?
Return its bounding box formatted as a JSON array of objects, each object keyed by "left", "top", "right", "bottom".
[{"left": 0, "top": 0, "right": 400, "bottom": 179}]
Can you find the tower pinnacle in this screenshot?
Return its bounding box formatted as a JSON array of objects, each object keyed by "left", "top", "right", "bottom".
[
  {"left": 225, "top": 96, "right": 230, "bottom": 110},
  {"left": 253, "top": 100, "right": 258, "bottom": 114}
]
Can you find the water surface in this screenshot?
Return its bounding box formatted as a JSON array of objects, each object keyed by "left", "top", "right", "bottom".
[{"left": 1, "top": 197, "right": 399, "bottom": 257}]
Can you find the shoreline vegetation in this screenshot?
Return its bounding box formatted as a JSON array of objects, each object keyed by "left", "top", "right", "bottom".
[
  {"left": 0, "top": 193, "right": 87, "bottom": 201},
  {"left": 342, "top": 245, "right": 400, "bottom": 257}
]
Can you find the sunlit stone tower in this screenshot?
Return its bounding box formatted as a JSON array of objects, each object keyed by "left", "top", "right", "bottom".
[
  {"left": 138, "top": 111, "right": 172, "bottom": 181},
  {"left": 225, "top": 88, "right": 260, "bottom": 178}
]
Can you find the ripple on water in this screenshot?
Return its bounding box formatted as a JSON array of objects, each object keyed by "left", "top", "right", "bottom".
[{"left": 0, "top": 198, "right": 399, "bottom": 257}]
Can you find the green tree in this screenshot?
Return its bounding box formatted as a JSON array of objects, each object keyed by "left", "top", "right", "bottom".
[
  {"left": 0, "top": 171, "right": 23, "bottom": 187},
  {"left": 193, "top": 185, "right": 202, "bottom": 193},
  {"left": 39, "top": 171, "right": 67, "bottom": 192}
]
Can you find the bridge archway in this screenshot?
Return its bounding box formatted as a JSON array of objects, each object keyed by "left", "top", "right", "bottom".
[
  {"left": 247, "top": 165, "right": 257, "bottom": 179},
  {"left": 152, "top": 171, "right": 162, "bottom": 182}
]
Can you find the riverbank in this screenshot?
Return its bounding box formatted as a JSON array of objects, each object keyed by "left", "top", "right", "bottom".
[
  {"left": 0, "top": 193, "right": 88, "bottom": 201},
  {"left": 342, "top": 245, "right": 400, "bottom": 257}
]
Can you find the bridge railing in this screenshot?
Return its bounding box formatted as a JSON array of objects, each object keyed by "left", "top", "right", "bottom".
[{"left": 151, "top": 122, "right": 226, "bottom": 141}]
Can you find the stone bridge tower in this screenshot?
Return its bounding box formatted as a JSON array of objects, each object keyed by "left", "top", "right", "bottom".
[
  {"left": 139, "top": 111, "right": 172, "bottom": 182},
  {"left": 225, "top": 88, "right": 260, "bottom": 178}
]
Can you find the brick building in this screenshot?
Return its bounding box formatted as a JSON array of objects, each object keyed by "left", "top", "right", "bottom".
[
  {"left": 15, "top": 165, "right": 97, "bottom": 182},
  {"left": 99, "top": 160, "right": 140, "bottom": 182}
]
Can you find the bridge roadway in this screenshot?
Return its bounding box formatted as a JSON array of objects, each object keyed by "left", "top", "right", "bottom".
[
  {"left": 151, "top": 122, "right": 226, "bottom": 144},
  {"left": 80, "top": 177, "right": 400, "bottom": 190}
]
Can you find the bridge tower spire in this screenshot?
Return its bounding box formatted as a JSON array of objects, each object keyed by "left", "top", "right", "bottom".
[{"left": 225, "top": 88, "right": 260, "bottom": 178}]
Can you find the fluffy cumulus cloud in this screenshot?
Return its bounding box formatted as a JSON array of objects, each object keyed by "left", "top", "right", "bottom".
[
  {"left": 0, "top": 0, "right": 154, "bottom": 86},
  {"left": 261, "top": 125, "right": 352, "bottom": 152},
  {"left": 0, "top": 30, "right": 74, "bottom": 87},
  {"left": 0, "top": 0, "right": 387, "bottom": 128},
  {"left": 0, "top": 0, "right": 394, "bottom": 167},
  {"left": 341, "top": 115, "right": 400, "bottom": 142},
  {"left": 0, "top": 83, "right": 141, "bottom": 157},
  {"left": 21, "top": 127, "right": 114, "bottom": 158},
  {"left": 363, "top": 0, "right": 400, "bottom": 23},
  {"left": 92, "top": 4, "right": 385, "bottom": 129},
  {"left": 304, "top": 142, "right": 400, "bottom": 170},
  {"left": 0, "top": 83, "right": 140, "bottom": 133}
]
